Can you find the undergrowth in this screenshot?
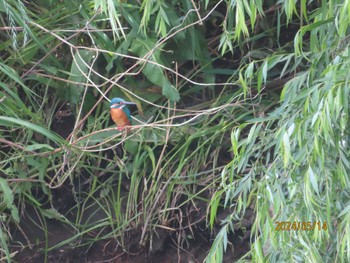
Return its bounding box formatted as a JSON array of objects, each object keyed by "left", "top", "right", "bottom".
[{"left": 0, "top": 0, "right": 350, "bottom": 262}]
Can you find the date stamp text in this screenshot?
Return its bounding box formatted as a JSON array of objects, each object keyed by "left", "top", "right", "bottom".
[{"left": 275, "top": 221, "right": 327, "bottom": 231}]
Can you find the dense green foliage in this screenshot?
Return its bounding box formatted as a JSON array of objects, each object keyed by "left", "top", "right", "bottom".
[{"left": 0, "top": 0, "right": 350, "bottom": 262}]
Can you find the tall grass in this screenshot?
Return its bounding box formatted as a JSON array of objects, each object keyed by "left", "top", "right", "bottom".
[{"left": 0, "top": 0, "right": 349, "bottom": 262}]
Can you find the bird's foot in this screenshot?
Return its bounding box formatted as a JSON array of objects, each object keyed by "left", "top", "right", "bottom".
[{"left": 117, "top": 126, "right": 124, "bottom": 131}]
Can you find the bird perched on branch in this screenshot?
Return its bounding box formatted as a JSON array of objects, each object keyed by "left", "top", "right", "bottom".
[{"left": 110, "top": 97, "right": 136, "bottom": 133}]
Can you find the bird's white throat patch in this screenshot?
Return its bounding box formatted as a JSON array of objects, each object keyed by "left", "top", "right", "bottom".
[{"left": 110, "top": 104, "right": 125, "bottom": 109}]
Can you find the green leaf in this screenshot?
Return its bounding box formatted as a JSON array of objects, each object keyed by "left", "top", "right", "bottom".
[
  {"left": 0, "top": 116, "right": 64, "bottom": 145},
  {"left": 0, "top": 178, "right": 19, "bottom": 223},
  {"left": 209, "top": 191, "right": 222, "bottom": 228},
  {"left": 67, "top": 50, "right": 94, "bottom": 104},
  {"left": 25, "top": 144, "right": 54, "bottom": 151},
  {"left": 282, "top": 132, "right": 290, "bottom": 167},
  {"left": 144, "top": 145, "right": 156, "bottom": 170},
  {"left": 0, "top": 226, "right": 11, "bottom": 262},
  {"left": 124, "top": 139, "right": 139, "bottom": 156},
  {"left": 130, "top": 38, "right": 180, "bottom": 101},
  {"left": 0, "top": 62, "right": 36, "bottom": 96},
  {"left": 41, "top": 207, "right": 65, "bottom": 219},
  {"left": 162, "top": 81, "right": 180, "bottom": 102},
  {"left": 338, "top": 203, "right": 350, "bottom": 218},
  {"left": 307, "top": 166, "right": 319, "bottom": 195}
]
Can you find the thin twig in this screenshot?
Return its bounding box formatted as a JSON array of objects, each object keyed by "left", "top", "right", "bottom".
[{"left": 190, "top": 0, "right": 203, "bottom": 25}]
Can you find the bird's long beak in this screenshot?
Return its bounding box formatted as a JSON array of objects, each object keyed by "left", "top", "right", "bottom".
[{"left": 124, "top": 101, "right": 136, "bottom": 105}]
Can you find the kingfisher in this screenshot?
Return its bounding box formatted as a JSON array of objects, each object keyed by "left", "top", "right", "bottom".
[{"left": 110, "top": 97, "right": 136, "bottom": 132}]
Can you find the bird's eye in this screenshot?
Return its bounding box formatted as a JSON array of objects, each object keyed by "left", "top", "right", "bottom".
[{"left": 120, "top": 102, "right": 124, "bottom": 105}]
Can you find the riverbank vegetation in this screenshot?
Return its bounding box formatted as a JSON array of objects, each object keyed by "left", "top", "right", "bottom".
[{"left": 0, "top": 0, "right": 349, "bottom": 262}]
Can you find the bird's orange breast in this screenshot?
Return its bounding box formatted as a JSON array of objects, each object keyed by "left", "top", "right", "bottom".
[{"left": 110, "top": 108, "right": 131, "bottom": 127}]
